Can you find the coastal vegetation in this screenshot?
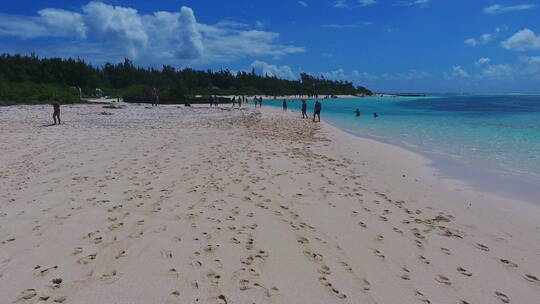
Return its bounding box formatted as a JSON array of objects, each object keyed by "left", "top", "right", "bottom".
[{"left": 0, "top": 54, "right": 373, "bottom": 104}]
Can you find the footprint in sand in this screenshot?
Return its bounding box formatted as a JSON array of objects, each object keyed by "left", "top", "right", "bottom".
[
  {"left": 373, "top": 249, "right": 385, "bottom": 259},
  {"left": 475, "top": 243, "right": 490, "bottom": 252},
  {"left": 376, "top": 235, "right": 384, "bottom": 242},
  {"left": 401, "top": 272, "right": 411, "bottom": 280},
  {"left": 168, "top": 268, "right": 179, "bottom": 278},
  {"left": 418, "top": 255, "right": 430, "bottom": 265},
  {"left": 115, "top": 250, "right": 127, "bottom": 259},
  {"left": 239, "top": 279, "right": 251, "bottom": 291},
  {"left": 440, "top": 248, "right": 451, "bottom": 255},
  {"left": 19, "top": 289, "right": 37, "bottom": 300},
  {"left": 318, "top": 277, "right": 347, "bottom": 299},
  {"left": 435, "top": 275, "right": 451, "bottom": 286},
  {"left": 499, "top": 259, "right": 518, "bottom": 268},
  {"left": 36, "top": 265, "right": 58, "bottom": 277},
  {"left": 524, "top": 274, "right": 539, "bottom": 284},
  {"left": 99, "top": 270, "right": 122, "bottom": 284},
  {"left": 415, "top": 290, "right": 431, "bottom": 304},
  {"left": 494, "top": 291, "right": 510, "bottom": 303},
  {"left": 297, "top": 236, "right": 309, "bottom": 244},
  {"left": 77, "top": 254, "right": 96, "bottom": 265},
  {"left": 358, "top": 222, "right": 367, "bottom": 228},
  {"left": 457, "top": 267, "right": 472, "bottom": 277},
  {"left": 318, "top": 265, "right": 332, "bottom": 275}
]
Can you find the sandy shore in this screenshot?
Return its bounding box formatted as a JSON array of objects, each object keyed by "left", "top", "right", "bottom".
[{"left": 1, "top": 103, "right": 539, "bottom": 304}]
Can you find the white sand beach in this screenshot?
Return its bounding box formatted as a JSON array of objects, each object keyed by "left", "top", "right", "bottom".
[{"left": 1, "top": 103, "right": 539, "bottom": 304}]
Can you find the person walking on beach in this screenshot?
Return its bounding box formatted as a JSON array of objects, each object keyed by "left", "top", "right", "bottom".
[
  {"left": 301, "top": 99, "right": 308, "bottom": 118},
  {"left": 282, "top": 100, "right": 288, "bottom": 111},
  {"left": 238, "top": 96, "right": 242, "bottom": 108},
  {"left": 51, "top": 98, "right": 61, "bottom": 125},
  {"left": 151, "top": 87, "right": 159, "bottom": 107},
  {"left": 259, "top": 97, "right": 263, "bottom": 107},
  {"left": 313, "top": 100, "right": 321, "bottom": 122}
]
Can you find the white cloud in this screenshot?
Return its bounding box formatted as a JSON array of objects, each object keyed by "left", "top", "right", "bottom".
[
  {"left": 501, "top": 29, "right": 540, "bottom": 51},
  {"left": 483, "top": 4, "right": 537, "bottom": 15},
  {"left": 520, "top": 56, "right": 540, "bottom": 76},
  {"left": 444, "top": 66, "right": 470, "bottom": 80},
  {"left": 358, "top": 0, "right": 377, "bottom": 6},
  {"left": 0, "top": 2, "right": 304, "bottom": 66},
  {"left": 250, "top": 60, "right": 297, "bottom": 80},
  {"left": 479, "top": 63, "right": 513, "bottom": 79},
  {"left": 464, "top": 38, "right": 478, "bottom": 47},
  {"left": 298, "top": 1, "right": 308, "bottom": 7},
  {"left": 464, "top": 29, "right": 500, "bottom": 47},
  {"left": 398, "top": 0, "right": 430, "bottom": 7},
  {"left": 333, "top": 0, "right": 348, "bottom": 8},
  {"left": 476, "top": 57, "right": 492, "bottom": 66},
  {"left": 0, "top": 9, "right": 87, "bottom": 39}
]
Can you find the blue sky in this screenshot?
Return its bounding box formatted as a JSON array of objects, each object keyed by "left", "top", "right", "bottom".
[{"left": 1, "top": 0, "right": 540, "bottom": 92}]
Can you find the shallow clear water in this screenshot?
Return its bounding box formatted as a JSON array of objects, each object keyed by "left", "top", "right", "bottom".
[{"left": 264, "top": 95, "right": 540, "bottom": 198}]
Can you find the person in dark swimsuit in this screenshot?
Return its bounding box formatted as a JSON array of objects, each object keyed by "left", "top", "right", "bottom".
[
  {"left": 313, "top": 101, "right": 321, "bottom": 122},
  {"left": 282, "top": 100, "right": 288, "bottom": 111},
  {"left": 52, "top": 99, "right": 61, "bottom": 124},
  {"left": 355, "top": 109, "right": 361, "bottom": 117},
  {"left": 301, "top": 99, "right": 308, "bottom": 118}
]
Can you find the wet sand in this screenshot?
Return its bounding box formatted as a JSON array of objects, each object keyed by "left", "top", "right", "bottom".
[{"left": 0, "top": 103, "right": 539, "bottom": 304}]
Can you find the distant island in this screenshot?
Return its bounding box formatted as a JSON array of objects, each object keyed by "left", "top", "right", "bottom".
[{"left": 0, "top": 54, "right": 373, "bottom": 105}]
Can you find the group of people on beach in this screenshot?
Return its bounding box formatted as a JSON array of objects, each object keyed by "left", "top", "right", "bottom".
[
  {"left": 282, "top": 99, "right": 322, "bottom": 122},
  {"left": 49, "top": 96, "right": 374, "bottom": 125}
]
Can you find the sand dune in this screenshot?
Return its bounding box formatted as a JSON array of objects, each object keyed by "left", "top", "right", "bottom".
[{"left": 0, "top": 104, "right": 539, "bottom": 304}]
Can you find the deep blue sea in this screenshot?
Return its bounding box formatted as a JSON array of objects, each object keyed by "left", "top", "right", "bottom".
[{"left": 264, "top": 95, "right": 540, "bottom": 200}]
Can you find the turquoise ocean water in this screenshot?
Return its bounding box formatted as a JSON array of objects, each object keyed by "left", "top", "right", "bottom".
[{"left": 264, "top": 95, "right": 540, "bottom": 201}]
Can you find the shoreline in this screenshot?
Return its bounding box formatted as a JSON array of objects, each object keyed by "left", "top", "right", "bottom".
[
  {"left": 1, "top": 103, "right": 539, "bottom": 303},
  {"left": 264, "top": 102, "right": 540, "bottom": 207}
]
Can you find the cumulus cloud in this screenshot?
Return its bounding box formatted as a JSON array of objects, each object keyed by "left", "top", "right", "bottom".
[
  {"left": 501, "top": 29, "right": 540, "bottom": 51},
  {"left": 483, "top": 4, "right": 537, "bottom": 15},
  {"left": 444, "top": 66, "right": 470, "bottom": 80},
  {"left": 250, "top": 60, "right": 297, "bottom": 80},
  {"left": 476, "top": 57, "right": 492, "bottom": 66},
  {"left": 464, "top": 28, "right": 500, "bottom": 47},
  {"left": 0, "top": 1, "right": 304, "bottom": 65}
]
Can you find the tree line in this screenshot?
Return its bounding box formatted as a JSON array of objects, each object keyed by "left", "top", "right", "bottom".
[{"left": 0, "top": 53, "right": 373, "bottom": 104}]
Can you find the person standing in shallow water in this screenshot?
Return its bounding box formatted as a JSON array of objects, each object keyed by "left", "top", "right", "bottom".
[
  {"left": 301, "top": 99, "right": 308, "bottom": 118},
  {"left": 282, "top": 100, "right": 287, "bottom": 111},
  {"left": 52, "top": 99, "right": 61, "bottom": 124},
  {"left": 313, "top": 101, "right": 321, "bottom": 122}
]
